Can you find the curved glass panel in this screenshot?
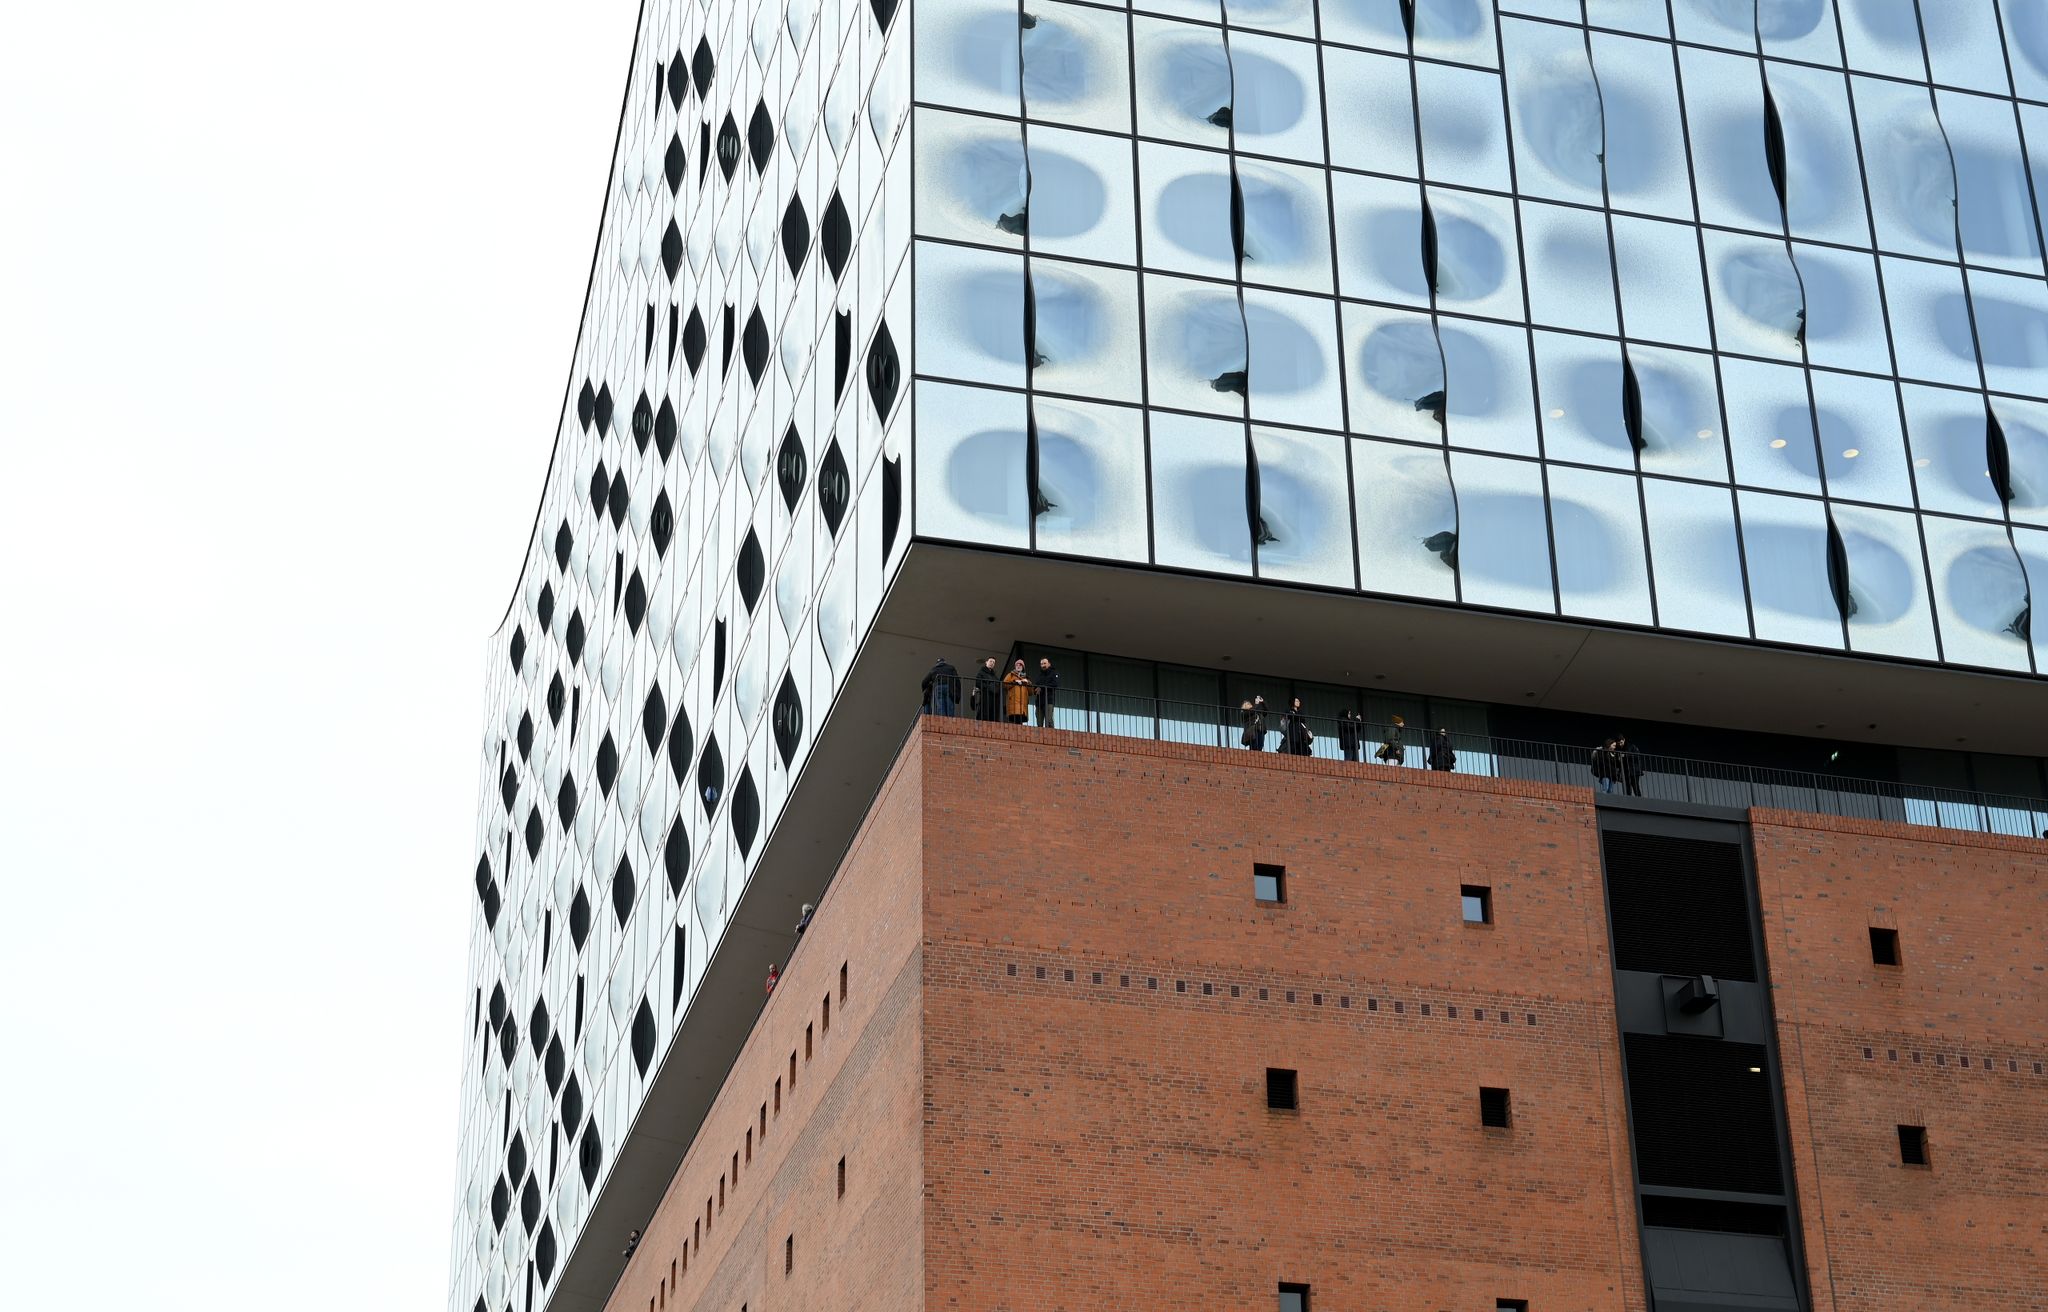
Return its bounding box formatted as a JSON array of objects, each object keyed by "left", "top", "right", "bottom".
[
  {"left": 1029, "top": 257, "right": 1143, "bottom": 404},
  {"left": 1322, "top": 45, "right": 1419, "bottom": 178},
  {"left": 1723, "top": 356, "right": 1821, "bottom": 496},
  {"left": 1630, "top": 344, "right": 1731, "bottom": 482},
  {"left": 1832, "top": 503, "right": 1940, "bottom": 661},
  {"left": 1148, "top": 410, "right": 1254, "bottom": 574},
  {"left": 1589, "top": 31, "right": 1694, "bottom": 218},
  {"left": 1923, "top": 0, "right": 2013, "bottom": 97},
  {"left": 1790, "top": 243, "right": 1891, "bottom": 375},
  {"left": 1236, "top": 157, "right": 1336, "bottom": 294},
  {"left": 1331, "top": 173, "right": 1429, "bottom": 309},
  {"left": 1901, "top": 384, "right": 2005, "bottom": 519},
  {"left": 1132, "top": 16, "right": 1230, "bottom": 149},
  {"left": 1878, "top": 256, "right": 1981, "bottom": 390},
  {"left": 916, "top": 240, "right": 1026, "bottom": 388},
  {"left": 1852, "top": 76, "right": 1960, "bottom": 263},
  {"left": 1025, "top": 124, "right": 1139, "bottom": 266},
  {"left": 1343, "top": 302, "right": 1446, "bottom": 442},
  {"left": 1416, "top": 61, "right": 1512, "bottom": 192},
  {"left": 1933, "top": 88, "right": 2038, "bottom": 274},
  {"left": 1352, "top": 437, "right": 1459, "bottom": 601},
  {"left": 1643, "top": 476, "right": 1752, "bottom": 637},
  {"left": 1137, "top": 141, "right": 1235, "bottom": 283},
  {"left": 1142, "top": 274, "right": 1247, "bottom": 417},
  {"left": 1243, "top": 287, "right": 1344, "bottom": 429},
  {"left": 1965, "top": 268, "right": 2048, "bottom": 400},
  {"left": 1547, "top": 463, "right": 1655, "bottom": 626},
  {"left": 1032, "top": 398, "right": 1150, "bottom": 562},
  {"left": 1702, "top": 229, "right": 1805, "bottom": 362},
  {"left": 1020, "top": 0, "right": 1134, "bottom": 132},
  {"left": 1225, "top": 30, "right": 1327, "bottom": 164},
  {"left": 912, "top": 380, "right": 1030, "bottom": 547},
  {"left": 913, "top": 0, "right": 1021, "bottom": 116},
  {"left": 1921, "top": 514, "right": 2034, "bottom": 671},
  {"left": 1676, "top": 46, "right": 1780, "bottom": 237},
  {"left": 1441, "top": 316, "right": 1539, "bottom": 458},
  {"left": 1502, "top": 16, "right": 1605, "bottom": 206},
  {"left": 1760, "top": 60, "right": 1870, "bottom": 248},
  {"left": 1613, "top": 216, "right": 1711, "bottom": 349},
  {"left": 1252, "top": 427, "right": 1356, "bottom": 587},
  {"left": 913, "top": 108, "right": 1025, "bottom": 248},
  {"left": 1532, "top": 330, "right": 1633, "bottom": 471},
  {"left": 1522, "top": 201, "right": 1616, "bottom": 336},
  {"left": 1449, "top": 452, "right": 1556, "bottom": 614},
  {"left": 1989, "top": 396, "right": 2048, "bottom": 530},
  {"left": 1738, "top": 490, "right": 1846, "bottom": 649},
  {"left": 1425, "top": 187, "right": 1525, "bottom": 324},
  {"left": 1812, "top": 369, "right": 1914, "bottom": 509}
]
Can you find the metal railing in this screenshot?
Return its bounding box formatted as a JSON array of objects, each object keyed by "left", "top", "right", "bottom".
[{"left": 925, "top": 689, "right": 2048, "bottom": 840}]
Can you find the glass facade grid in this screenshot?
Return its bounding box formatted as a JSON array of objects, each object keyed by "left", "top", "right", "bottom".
[{"left": 910, "top": 0, "right": 2045, "bottom": 673}]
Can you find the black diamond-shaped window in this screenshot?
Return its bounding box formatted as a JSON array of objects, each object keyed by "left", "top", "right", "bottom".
[
  {"left": 778, "top": 424, "right": 807, "bottom": 511},
  {"left": 517, "top": 710, "right": 533, "bottom": 760},
  {"left": 500, "top": 764, "right": 519, "bottom": 813},
  {"left": 667, "top": 53, "right": 689, "bottom": 108},
  {"left": 497, "top": 1016, "right": 518, "bottom": 1066},
  {"left": 631, "top": 392, "right": 653, "bottom": 451},
  {"left": 607, "top": 470, "right": 630, "bottom": 528},
  {"left": 716, "top": 113, "right": 741, "bottom": 181},
  {"left": 691, "top": 37, "right": 714, "bottom": 97},
  {"left": 547, "top": 672, "right": 566, "bottom": 724},
  {"left": 569, "top": 886, "right": 591, "bottom": 949},
  {"left": 822, "top": 191, "right": 852, "bottom": 281},
  {"left": 666, "top": 704, "right": 694, "bottom": 784},
  {"left": 596, "top": 732, "right": 618, "bottom": 796},
  {"left": 588, "top": 461, "right": 608, "bottom": 515},
  {"left": 524, "top": 806, "right": 543, "bottom": 859},
  {"left": 819, "top": 438, "right": 851, "bottom": 537},
  {"left": 631, "top": 997, "right": 657, "bottom": 1074},
  {"left": 476, "top": 857, "right": 500, "bottom": 927},
  {"left": 578, "top": 1125, "right": 603, "bottom": 1189},
  {"left": 867, "top": 321, "right": 901, "bottom": 420},
  {"left": 661, "top": 219, "right": 683, "bottom": 281},
  {"left": 520, "top": 1175, "right": 541, "bottom": 1234},
  {"left": 554, "top": 520, "right": 573, "bottom": 570},
  {"left": 509, "top": 627, "right": 525, "bottom": 673},
  {"left": 642, "top": 683, "right": 667, "bottom": 753},
  {"left": 773, "top": 671, "right": 803, "bottom": 767},
  {"left": 543, "top": 1034, "right": 565, "bottom": 1092},
  {"left": 536, "top": 583, "right": 554, "bottom": 631},
  {"left": 528, "top": 999, "right": 550, "bottom": 1058},
  {"left": 576, "top": 379, "right": 596, "bottom": 430},
  {"left": 738, "top": 529, "right": 765, "bottom": 612},
  {"left": 733, "top": 767, "right": 760, "bottom": 857},
  {"left": 871, "top": 0, "right": 901, "bottom": 31},
  {"left": 507, "top": 1133, "right": 528, "bottom": 1184},
  {"left": 654, "top": 397, "right": 677, "bottom": 461},
  {"left": 594, "top": 383, "right": 614, "bottom": 434},
  {"left": 882, "top": 454, "right": 903, "bottom": 560},
  {"left": 651, "top": 489, "right": 674, "bottom": 556},
  {"left": 564, "top": 611, "right": 585, "bottom": 665},
  {"left": 664, "top": 134, "right": 685, "bottom": 193},
  {"left": 490, "top": 1176, "right": 510, "bottom": 1230},
  {"left": 611, "top": 856, "right": 636, "bottom": 927},
  {"left": 536, "top": 1219, "right": 559, "bottom": 1284},
  {"left": 781, "top": 195, "right": 809, "bottom": 274},
  {"left": 698, "top": 736, "right": 725, "bottom": 818},
  {"left": 682, "top": 306, "right": 707, "bottom": 375},
  {"left": 748, "top": 100, "right": 774, "bottom": 172},
  {"left": 488, "top": 982, "right": 507, "bottom": 1029},
  {"left": 664, "top": 821, "right": 690, "bottom": 895},
  {"left": 556, "top": 774, "right": 578, "bottom": 831},
  {"left": 561, "top": 1073, "right": 583, "bottom": 1133},
  {"left": 743, "top": 307, "right": 769, "bottom": 384},
  {"left": 624, "top": 568, "right": 646, "bottom": 634}
]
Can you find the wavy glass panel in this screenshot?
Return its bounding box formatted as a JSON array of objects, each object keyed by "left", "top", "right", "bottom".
[
  {"left": 1851, "top": 76, "right": 1960, "bottom": 263},
  {"left": 914, "top": 240, "right": 1026, "bottom": 388},
  {"left": 1901, "top": 384, "right": 2005, "bottom": 519},
  {"left": 1019, "top": 0, "right": 1134, "bottom": 132},
  {"left": 1416, "top": 61, "right": 1512, "bottom": 192},
  {"left": 1252, "top": 427, "right": 1356, "bottom": 587},
  {"left": 1020, "top": 124, "right": 1138, "bottom": 265},
  {"left": 1235, "top": 157, "right": 1336, "bottom": 294},
  {"left": 1148, "top": 410, "right": 1254, "bottom": 574},
  {"left": 1702, "top": 228, "right": 1805, "bottom": 362},
  {"left": 1922, "top": 0, "right": 2013, "bottom": 96},
  {"left": 1921, "top": 514, "right": 2034, "bottom": 671},
  {"left": 1613, "top": 216, "right": 1710, "bottom": 349},
  {"left": 1964, "top": 268, "right": 2048, "bottom": 400},
  {"left": 1643, "top": 476, "right": 1752, "bottom": 637},
  {"left": 912, "top": 108, "right": 1025, "bottom": 247},
  {"left": 1988, "top": 396, "right": 2048, "bottom": 530},
  {"left": 1812, "top": 369, "right": 1914, "bottom": 509},
  {"left": 1029, "top": 257, "right": 1143, "bottom": 405},
  {"left": 1501, "top": 16, "right": 1605, "bottom": 206},
  {"left": 1629, "top": 344, "right": 1731, "bottom": 482},
  {"left": 1832, "top": 503, "right": 1940, "bottom": 661},
  {"left": 1343, "top": 301, "right": 1446, "bottom": 442},
  {"left": 912, "top": 0, "right": 1026, "bottom": 116},
  {"left": 1440, "top": 316, "right": 1539, "bottom": 458},
  {"left": 1424, "top": 187, "right": 1526, "bottom": 323},
  {"left": 1448, "top": 451, "right": 1557, "bottom": 614},
  {"left": 1531, "top": 330, "right": 1633, "bottom": 471},
  {"left": 1738, "top": 490, "right": 1845, "bottom": 649},
  {"left": 1322, "top": 46, "right": 1419, "bottom": 178},
  {"left": 1142, "top": 274, "right": 1248, "bottom": 418},
  {"left": 1031, "top": 397, "right": 1150, "bottom": 562},
  {"left": 1521, "top": 201, "right": 1616, "bottom": 336},
  {"left": 1352, "top": 437, "right": 1459, "bottom": 601},
  {"left": 1243, "top": 287, "right": 1344, "bottom": 429},
  {"left": 911, "top": 380, "right": 1030, "bottom": 547},
  {"left": 1224, "top": 30, "right": 1328, "bottom": 165},
  {"left": 1722, "top": 356, "right": 1822, "bottom": 496},
  {"left": 1131, "top": 16, "right": 1230, "bottom": 149},
  {"left": 1675, "top": 46, "right": 1781, "bottom": 237},
  {"left": 1546, "top": 464, "right": 1654, "bottom": 626},
  {"left": 1932, "top": 89, "right": 2038, "bottom": 274},
  {"left": 1589, "top": 31, "right": 1694, "bottom": 218},
  {"left": 1331, "top": 173, "right": 1429, "bottom": 309},
  {"left": 1790, "top": 243, "right": 1891, "bottom": 375}
]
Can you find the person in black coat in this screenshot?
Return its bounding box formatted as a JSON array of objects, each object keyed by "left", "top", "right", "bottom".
[
  {"left": 1592, "top": 738, "right": 1618, "bottom": 793},
  {"left": 1032, "top": 657, "right": 1060, "bottom": 727},
  {"left": 1427, "top": 727, "right": 1457, "bottom": 772},
  {"left": 1337, "top": 709, "right": 1361, "bottom": 762},
  {"left": 1617, "top": 735, "right": 1644, "bottom": 796},
  {"left": 1375, "top": 715, "right": 1406, "bottom": 765},
  {"left": 971, "top": 657, "right": 1001, "bottom": 722},
  {"left": 1239, "top": 696, "right": 1267, "bottom": 750},
  {"left": 1282, "top": 697, "right": 1313, "bottom": 756},
  {"left": 920, "top": 658, "right": 961, "bottom": 717}
]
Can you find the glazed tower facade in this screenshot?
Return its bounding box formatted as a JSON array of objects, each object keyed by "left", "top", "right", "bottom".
[{"left": 449, "top": 3, "right": 2048, "bottom": 1311}]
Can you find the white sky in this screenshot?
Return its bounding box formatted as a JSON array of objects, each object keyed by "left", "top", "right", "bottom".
[{"left": 0, "top": 3, "right": 638, "bottom": 1304}]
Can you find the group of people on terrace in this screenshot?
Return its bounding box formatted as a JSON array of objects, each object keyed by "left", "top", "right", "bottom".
[{"left": 920, "top": 655, "right": 1061, "bottom": 726}]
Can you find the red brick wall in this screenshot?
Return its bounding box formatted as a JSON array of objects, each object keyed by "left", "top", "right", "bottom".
[
  {"left": 604, "top": 742, "right": 927, "bottom": 1312},
  {"left": 1751, "top": 812, "right": 2048, "bottom": 1311},
  {"left": 920, "top": 719, "right": 1645, "bottom": 1311}
]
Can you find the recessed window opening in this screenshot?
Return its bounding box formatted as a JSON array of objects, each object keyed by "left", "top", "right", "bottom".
[
  {"left": 822, "top": 995, "right": 830, "bottom": 1033},
  {"left": 1462, "top": 884, "right": 1493, "bottom": 924},
  {"left": 1266, "top": 1068, "right": 1299, "bottom": 1111},
  {"left": 1497, "top": 1301, "right": 1529, "bottom": 1312},
  {"left": 1898, "top": 1124, "right": 1930, "bottom": 1167},
  {"left": 806, "top": 1023, "right": 813, "bottom": 1060},
  {"left": 784, "top": 1234, "right": 793, "bottom": 1275},
  {"left": 1870, "top": 926, "right": 1901, "bottom": 966},
  {"left": 837, "top": 1155, "right": 846, "bottom": 1198},
  {"left": 1253, "top": 862, "right": 1286, "bottom": 903},
  {"left": 1278, "top": 1283, "right": 1310, "bottom": 1311},
  {"left": 745, "top": 1129, "right": 752, "bottom": 1163},
  {"left": 774, "top": 1079, "right": 781, "bottom": 1114},
  {"left": 790, "top": 1050, "right": 797, "bottom": 1089},
  {"left": 840, "top": 961, "right": 848, "bottom": 1002},
  {"left": 1480, "top": 1086, "right": 1512, "bottom": 1128}
]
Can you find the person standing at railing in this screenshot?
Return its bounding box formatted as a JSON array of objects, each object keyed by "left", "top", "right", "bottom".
[
  {"left": 1282, "top": 697, "right": 1314, "bottom": 756},
  {"left": 1617, "top": 735, "right": 1644, "bottom": 796},
  {"left": 1593, "top": 738, "right": 1618, "bottom": 793},
  {"left": 921, "top": 657, "right": 961, "bottom": 717},
  {"left": 1338, "top": 709, "right": 1361, "bottom": 762},
  {"left": 972, "top": 657, "right": 1002, "bottom": 722},
  {"left": 1033, "top": 656, "right": 1060, "bottom": 727},
  {"left": 1240, "top": 696, "right": 1268, "bottom": 751},
  {"left": 1428, "top": 727, "right": 1457, "bottom": 772},
  {"left": 1002, "top": 660, "right": 1034, "bottom": 724},
  {"left": 1375, "top": 715, "right": 1406, "bottom": 765}
]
